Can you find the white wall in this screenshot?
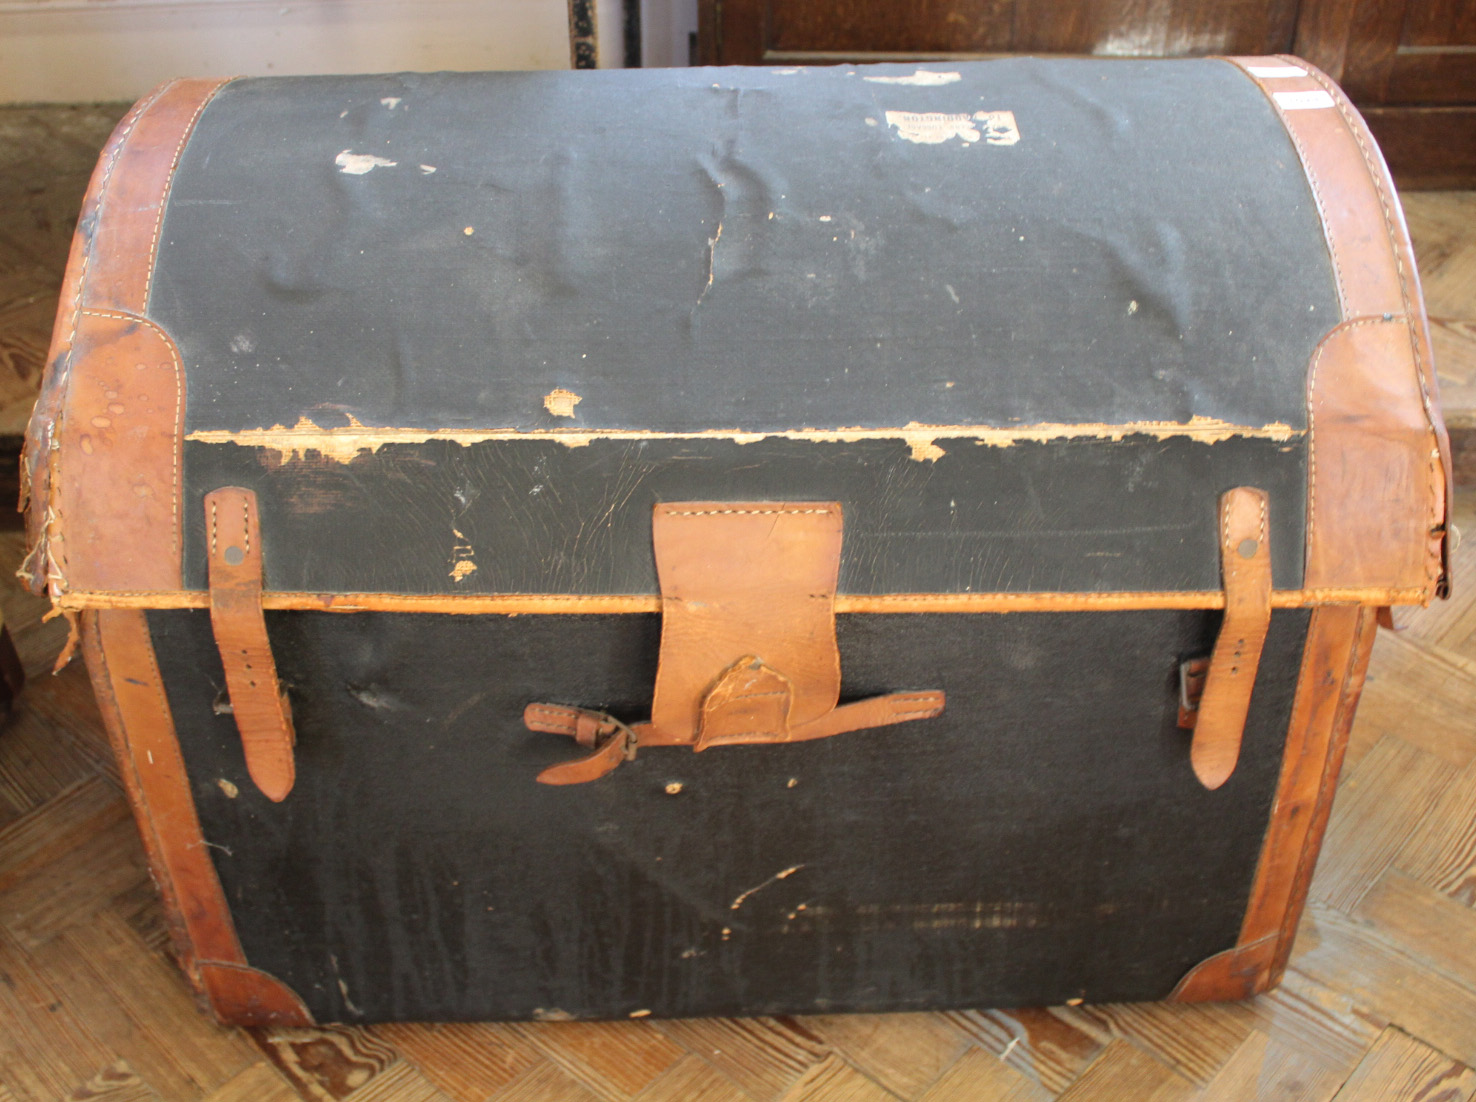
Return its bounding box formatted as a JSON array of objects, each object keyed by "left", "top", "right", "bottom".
[{"left": 0, "top": 0, "right": 575, "bottom": 104}]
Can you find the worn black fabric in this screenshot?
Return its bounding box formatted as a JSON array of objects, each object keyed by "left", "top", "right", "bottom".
[
  {"left": 151, "top": 60, "right": 1337, "bottom": 435},
  {"left": 152, "top": 607, "right": 1310, "bottom": 1021},
  {"left": 181, "top": 433, "right": 1307, "bottom": 594}
]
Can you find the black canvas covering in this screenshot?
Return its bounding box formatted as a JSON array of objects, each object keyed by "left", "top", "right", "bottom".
[
  {"left": 146, "top": 58, "right": 1336, "bottom": 597},
  {"left": 152, "top": 607, "right": 1310, "bottom": 1021},
  {"left": 152, "top": 60, "right": 1336, "bottom": 435}
]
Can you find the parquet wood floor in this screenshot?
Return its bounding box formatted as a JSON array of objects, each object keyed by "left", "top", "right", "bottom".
[{"left": 2, "top": 102, "right": 1476, "bottom": 1101}]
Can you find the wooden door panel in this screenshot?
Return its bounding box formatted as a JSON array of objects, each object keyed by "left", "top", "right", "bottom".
[
  {"left": 766, "top": 0, "right": 1014, "bottom": 55},
  {"left": 703, "top": 0, "right": 1300, "bottom": 64},
  {"left": 1010, "top": 0, "right": 1299, "bottom": 57},
  {"left": 1401, "top": 0, "right": 1476, "bottom": 46}
]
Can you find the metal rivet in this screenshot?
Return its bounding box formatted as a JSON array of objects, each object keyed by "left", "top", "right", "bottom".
[
  {"left": 1237, "top": 538, "right": 1258, "bottom": 560},
  {"left": 223, "top": 545, "right": 245, "bottom": 566}
]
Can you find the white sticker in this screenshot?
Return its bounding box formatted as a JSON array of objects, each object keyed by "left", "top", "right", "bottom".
[
  {"left": 1273, "top": 90, "right": 1335, "bottom": 111},
  {"left": 885, "top": 109, "right": 1019, "bottom": 146},
  {"left": 864, "top": 70, "right": 962, "bottom": 86},
  {"left": 1247, "top": 65, "right": 1306, "bottom": 78}
]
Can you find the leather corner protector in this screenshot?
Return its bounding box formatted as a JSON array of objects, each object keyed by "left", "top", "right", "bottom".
[
  {"left": 24, "top": 77, "right": 226, "bottom": 598},
  {"left": 198, "top": 961, "right": 315, "bottom": 1026},
  {"left": 1306, "top": 318, "right": 1443, "bottom": 594},
  {"left": 1168, "top": 934, "right": 1279, "bottom": 1002},
  {"left": 53, "top": 309, "right": 185, "bottom": 594}
]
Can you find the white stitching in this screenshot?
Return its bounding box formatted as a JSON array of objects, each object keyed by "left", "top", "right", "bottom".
[
  {"left": 141, "top": 85, "right": 222, "bottom": 307},
  {"left": 662, "top": 508, "right": 833, "bottom": 517}
]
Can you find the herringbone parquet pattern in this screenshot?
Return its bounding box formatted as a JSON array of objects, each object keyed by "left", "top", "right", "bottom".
[{"left": 2, "top": 101, "right": 1475, "bottom": 1102}]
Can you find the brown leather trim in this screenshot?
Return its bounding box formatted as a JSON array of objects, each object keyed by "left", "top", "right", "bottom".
[
  {"left": 1305, "top": 319, "right": 1442, "bottom": 591},
  {"left": 21, "top": 78, "right": 229, "bottom": 597},
  {"left": 528, "top": 502, "right": 946, "bottom": 783},
  {"left": 1223, "top": 55, "right": 1450, "bottom": 599},
  {"left": 81, "top": 608, "right": 312, "bottom": 1026},
  {"left": 648, "top": 503, "right": 845, "bottom": 739},
  {"left": 1171, "top": 603, "right": 1377, "bottom": 1002},
  {"left": 47, "top": 310, "right": 186, "bottom": 594},
  {"left": 1169, "top": 934, "right": 1278, "bottom": 1002},
  {"left": 196, "top": 962, "right": 315, "bottom": 1027},
  {"left": 205, "top": 488, "right": 297, "bottom": 802},
  {"left": 51, "top": 585, "right": 1433, "bottom": 615},
  {"left": 1191, "top": 488, "right": 1273, "bottom": 790}
]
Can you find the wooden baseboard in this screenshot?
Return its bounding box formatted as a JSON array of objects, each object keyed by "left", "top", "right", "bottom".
[{"left": 1362, "top": 107, "right": 1476, "bottom": 191}]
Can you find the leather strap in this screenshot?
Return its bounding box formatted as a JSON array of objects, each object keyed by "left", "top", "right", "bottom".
[
  {"left": 528, "top": 502, "right": 945, "bottom": 784},
  {"left": 205, "top": 487, "right": 296, "bottom": 802},
  {"left": 1191, "top": 487, "right": 1273, "bottom": 790}
]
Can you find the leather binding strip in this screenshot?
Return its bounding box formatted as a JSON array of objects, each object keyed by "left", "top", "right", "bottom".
[
  {"left": 46, "top": 584, "right": 1436, "bottom": 616},
  {"left": 1191, "top": 487, "right": 1273, "bottom": 790},
  {"left": 22, "top": 78, "right": 229, "bottom": 598},
  {"left": 527, "top": 502, "right": 945, "bottom": 784},
  {"left": 1223, "top": 55, "right": 1450, "bottom": 600},
  {"left": 205, "top": 487, "right": 297, "bottom": 802},
  {"left": 1173, "top": 603, "right": 1376, "bottom": 1000},
  {"left": 82, "top": 608, "right": 311, "bottom": 1025}
]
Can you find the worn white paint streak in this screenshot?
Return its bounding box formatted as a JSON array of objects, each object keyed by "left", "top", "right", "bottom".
[
  {"left": 185, "top": 414, "right": 1301, "bottom": 465},
  {"left": 731, "top": 865, "right": 805, "bottom": 911},
  {"left": 335, "top": 149, "right": 398, "bottom": 175},
  {"left": 419, "top": 164, "right": 437, "bottom": 174},
  {"left": 1275, "top": 89, "right": 1336, "bottom": 111},
  {"left": 380, "top": 96, "right": 402, "bottom": 109},
  {"left": 864, "top": 70, "right": 961, "bottom": 86},
  {"left": 885, "top": 109, "right": 1019, "bottom": 146}
]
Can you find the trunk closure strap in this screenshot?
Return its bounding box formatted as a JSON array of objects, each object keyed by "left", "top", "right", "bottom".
[
  {"left": 529, "top": 502, "right": 945, "bottom": 784},
  {"left": 205, "top": 487, "right": 296, "bottom": 801},
  {"left": 1191, "top": 486, "right": 1273, "bottom": 790}
]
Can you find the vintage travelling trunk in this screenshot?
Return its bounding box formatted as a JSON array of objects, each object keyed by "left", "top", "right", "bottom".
[{"left": 23, "top": 56, "right": 1450, "bottom": 1026}]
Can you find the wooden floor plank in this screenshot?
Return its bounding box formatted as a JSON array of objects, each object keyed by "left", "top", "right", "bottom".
[
  {"left": 1394, "top": 760, "right": 1476, "bottom": 906},
  {"left": 1053, "top": 1040, "right": 1196, "bottom": 1102},
  {"left": 1354, "top": 870, "right": 1476, "bottom": 991},
  {"left": 942, "top": 1006, "right": 1105, "bottom": 1095},
  {"left": 61, "top": 1060, "right": 162, "bottom": 1102},
  {"left": 55, "top": 910, "right": 258, "bottom": 1098},
  {"left": 0, "top": 776, "right": 129, "bottom": 895},
  {"left": 1062, "top": 1001, "right": 1255, "bottom": 1088},
  {"left": 1292, "top": 904, "right": 1476, "bottom": 1069},
  {"left": 1240, "top": 968, "right": 1384, "bottom": 1073},
  {"left": 199, "top": 1061, "right": 303, "bottom": 1102},
  {"left": 914, "top": 1046, "right": 1049, "bottom": 1102},
  {"left": 371, "top": 1022, "right": 543, "bottom": 1102},
  {"left": 802, "top": 1014, "right": 968, "bottom": 1099},
  {"left": 1348, "top": 633, "right": 1476, "bottom": 771},
  {"left": 775, "top": 1054, "right": 899, "bottom": 1102},
  {"left": 0, "top": 928, "right": 114, "bottom": 1102},
  {"left": 629, "top": 1054, "right": 750, "bottom": 1102},
  {"left": 1194, "top": 1030, "right": 1347, "bottom": 1102},
  {"left": 489, "top": 1061, "right": 606, "bottom": 1102},
  {"left": 513, "top": 1020, "right": 686, "bottom": 1101},
  {"left": 252, "top": 1025, "right": 400, "bottom": 1102},
  {"left": 650, "top": 1016, "right": 828, "bottom": 1101},
  {"left": 1330, "top": 1027, "right": 1475, "bottom": 1102},
  {"left": 0, "top": 814, "right": 148, "bottom": 949},
  {"left": 341, "top": 1060, "right": 455, "bottom": 1102},
  {"left": 30, "top": 925, "right": 243, "bottom": 1102},
  {"left": 1310, "top": 736, "right": 1457, "bottom": 913}
]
